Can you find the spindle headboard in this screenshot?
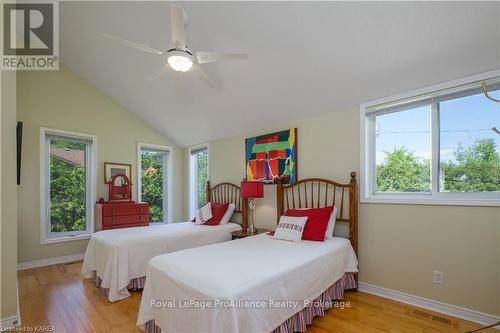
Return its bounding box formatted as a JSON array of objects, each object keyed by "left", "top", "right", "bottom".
[
  {"left": 206, "top": 181, "right": 248, "bottom": 230},
  {"left": 276, "top": 172, "right": 358, "bottom": 254}
]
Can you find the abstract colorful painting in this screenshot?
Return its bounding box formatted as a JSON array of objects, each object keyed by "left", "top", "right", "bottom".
[{"left": 245, "top": 128, "right": 297, "bottom": 184}]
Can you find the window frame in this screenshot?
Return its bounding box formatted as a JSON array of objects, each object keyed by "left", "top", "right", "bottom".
[
  {"left": 360, "top": 70, "right": 500, "bottom": 206},
  {"left": 188, "top": 143, "right": 209, "bottom": 217},
  {"left": 40, "top": 127, "right": 97, "bottom": 244},
  {"left": 137, "top": 142, "right": 173, "bottom": 224}
]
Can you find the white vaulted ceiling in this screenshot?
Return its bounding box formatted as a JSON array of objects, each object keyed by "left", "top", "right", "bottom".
[{"left": 60, "top": 1, "right": 500, "bottom": 147}]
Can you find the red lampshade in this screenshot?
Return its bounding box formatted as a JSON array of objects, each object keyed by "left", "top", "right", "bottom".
[{"left": 240, "top": 181, "right": 264, "bottom": 199}]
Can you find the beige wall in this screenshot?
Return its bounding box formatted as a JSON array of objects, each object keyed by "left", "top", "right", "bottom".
[
  {"left": 16, "top": 67, "right": 184, "bottom": 263},
  {"left": 205, "top": 107, "right": 500, "bottom": 316},
  {"left": 1, "top": 70, "right": 19, "bottom": 320}
]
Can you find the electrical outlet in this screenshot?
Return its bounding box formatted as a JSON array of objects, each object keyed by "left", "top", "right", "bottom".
[{"left": 433, "top": 270, "right": 444, "bottom": 284}]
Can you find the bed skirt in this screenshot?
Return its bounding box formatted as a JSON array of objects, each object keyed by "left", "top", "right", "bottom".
[
  {"left": 144, "top": 272, "right": 356, "bottom": 333},
  {"left": 91, "top": 271, "right": 146, "bottom": 297}
]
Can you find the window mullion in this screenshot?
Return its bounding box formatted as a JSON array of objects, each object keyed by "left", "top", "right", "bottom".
[
  {"left": 195, "top": 156, "right": 200, "bottom": 208},
  {"left": 431, "top": 100, "right": 439, "bottom": 195},
  {"left": 45, "top": 137, "right": 51, "bottom": 240},
  {"left": 431, "top": 101, "right": 440, "bottom": 195},
  {"left": 85, "top": 142, "right": 92, "bottom": 234},
  {"left": 368, "top": 116, "right": 377, "bottom": 196},
  {"left": 162, "top": 152, "right": 169, "bottom": 223}
]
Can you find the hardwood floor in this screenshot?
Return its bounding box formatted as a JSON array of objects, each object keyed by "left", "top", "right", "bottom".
[{"left": 12, "top": 261, "right": 495, "bottom": 333}]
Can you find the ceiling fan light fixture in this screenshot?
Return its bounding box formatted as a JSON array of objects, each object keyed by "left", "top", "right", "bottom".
[{"left": 167, "top": 50, "right": 193, "bottom": 72}]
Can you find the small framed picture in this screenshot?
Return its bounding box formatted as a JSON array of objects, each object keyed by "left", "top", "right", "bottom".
[{"left": 104, "top": 162, "right": 132, "bottom": 183}]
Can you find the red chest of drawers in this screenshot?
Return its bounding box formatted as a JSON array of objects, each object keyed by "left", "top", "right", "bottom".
[{"left": 95, "top": 202, "right": 150, "bottom": 231}]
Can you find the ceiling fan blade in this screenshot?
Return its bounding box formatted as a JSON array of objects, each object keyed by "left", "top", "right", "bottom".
[
  {"left": 99, "top": 33, "right": 165, "bottom": 55},
  {"left": 145, "top": 64, "right": 171, "bottom": 81},
  {"left": 194, "top": 64, "right": 215, "bottom": 87},
  {"left": 170, "top": 5, "right": 187, "bottom": 49},
  {"left": 196, "top": 51, "right": 248, "bottom": 64}
]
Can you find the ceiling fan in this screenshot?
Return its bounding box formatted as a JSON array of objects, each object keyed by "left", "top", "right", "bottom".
[{"left": 100, "top": 5, "right": 247, "bottom": 86}]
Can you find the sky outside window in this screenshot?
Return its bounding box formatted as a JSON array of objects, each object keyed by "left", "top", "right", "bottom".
[
  {"left": 439, "top": 90, "right": 500, "bottom": 163},
  {"left": 375, "top": 105, "right": 432, "bottom": 165}
]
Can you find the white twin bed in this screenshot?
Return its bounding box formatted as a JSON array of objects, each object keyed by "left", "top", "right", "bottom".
[
  {"left": 136, "top": 174, "right": 359, "bottom": 333},
  {"left": 137, "top": 234, "right": 357, "bottom": 333},
  {"left": 82, "top": 181, "right": 248, "bottom": 302},
  {"left": 82, "top": 222, "right": 241, "bottom": 301}
]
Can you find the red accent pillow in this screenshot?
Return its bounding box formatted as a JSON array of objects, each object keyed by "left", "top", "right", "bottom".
[
  {"left": 204, "top": 203, "right": 230, "bottom": 226},
  {"left": 283, "top": 206, "right": 334, "bottom": 241}
]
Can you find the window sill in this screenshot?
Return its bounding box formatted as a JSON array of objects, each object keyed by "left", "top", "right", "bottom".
[
  {"left": 40, "top": 233, "right": 91, "bottom": 245},
  {"left": 360, "top": 195, "right": 500, "bottom": 207}
]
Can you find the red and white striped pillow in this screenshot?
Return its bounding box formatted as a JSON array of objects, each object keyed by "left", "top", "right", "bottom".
[
  {"left": 194, "top": 202, "right": 213, "bottom": 224},
  {"left": 272, "top": 216, "right": 308, "bottom": 242}
]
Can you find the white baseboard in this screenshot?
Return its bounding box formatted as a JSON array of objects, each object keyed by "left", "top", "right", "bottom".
[
  {"left": 359, "top": 282, "right": 500, "bottom": 329},
  {"left": 0, "top": 314, "right": 20, "bottom": 331},
  {"left": 17, "top": 253, "right": 84, "bottom": 270}
]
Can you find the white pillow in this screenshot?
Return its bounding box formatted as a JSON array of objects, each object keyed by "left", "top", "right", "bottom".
[
  {"left": 219, "top": 203, "right": 236, "bottom": 224},
  {"left": 273, "top": 216, "right": 308, "bottom": 242},
  {"left": 325, "top": 207, "right": 337, "bottom": 239},
  {"left": 194, "top": 202, "right": 213, "bottom": 225}
]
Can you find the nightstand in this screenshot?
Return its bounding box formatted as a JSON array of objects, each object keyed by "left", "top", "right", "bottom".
[{"left": 231, "top": 228, "right": 271, "bottom": 240}]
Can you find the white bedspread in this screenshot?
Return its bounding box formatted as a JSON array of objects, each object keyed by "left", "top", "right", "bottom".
[
  {"left": 137, "top": 235, "right": 358, "bottom": 333},
  {"left": 82, "top": 222, "right": 241, "bottom": 302}
]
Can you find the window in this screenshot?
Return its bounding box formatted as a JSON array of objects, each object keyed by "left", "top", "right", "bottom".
[
  {"left": 189, "top": 144, "right": 209, "bottom": 217},
  {"left": 439, "top": 93, "right": 499, "bottom": 193},
  {"left": 137, "top": 143, "right": 172, "bottom": 223},
  {"left": 374, "top": 105, "right": 431, "bottom": 193},
  {"left": 40, "top": 128, "right": 96, "bottom": 243},
  {"left": 361, "top": 73, "right": 500, "bottom": 205}
]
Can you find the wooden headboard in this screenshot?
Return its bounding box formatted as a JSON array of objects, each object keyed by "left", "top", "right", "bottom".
[
  {"left": 206, "top": 181, "right": 248, "bottom": 230},
  {"left": 276, "top": 172, "right": 358, "bottom": 254}
]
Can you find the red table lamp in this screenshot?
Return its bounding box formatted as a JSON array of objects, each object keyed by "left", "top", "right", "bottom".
[{"left": 240, "top": 181, "right": 264, "bottom": 234}]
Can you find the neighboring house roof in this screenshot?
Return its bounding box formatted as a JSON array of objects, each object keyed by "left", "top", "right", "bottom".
[{"left": 51, "top": 148, "right": 84, "bottom": 166}]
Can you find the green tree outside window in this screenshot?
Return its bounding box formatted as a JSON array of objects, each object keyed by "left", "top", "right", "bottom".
[
  {"left": 196, "top": 150, "right": 208, "bottom": 208},
  {"left": 376, "top": 139, "right": 499, "bottom": 193},
  {"left": 49, "top": 139, "right": 87, "bottom": 232},
  {"left": 141, "top": 151, "right": 165, "bottom": 223}
]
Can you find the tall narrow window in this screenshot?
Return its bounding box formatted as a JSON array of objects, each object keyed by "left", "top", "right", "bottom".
[
  {"left": 41, "top": 128, "right": 96, "bottom": 243},
  {"left": 138, "top": 144, "right": 171, "bottom": 224},
  {"left": 189, "top": 145, "right": 209, "bottom": 217}
]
